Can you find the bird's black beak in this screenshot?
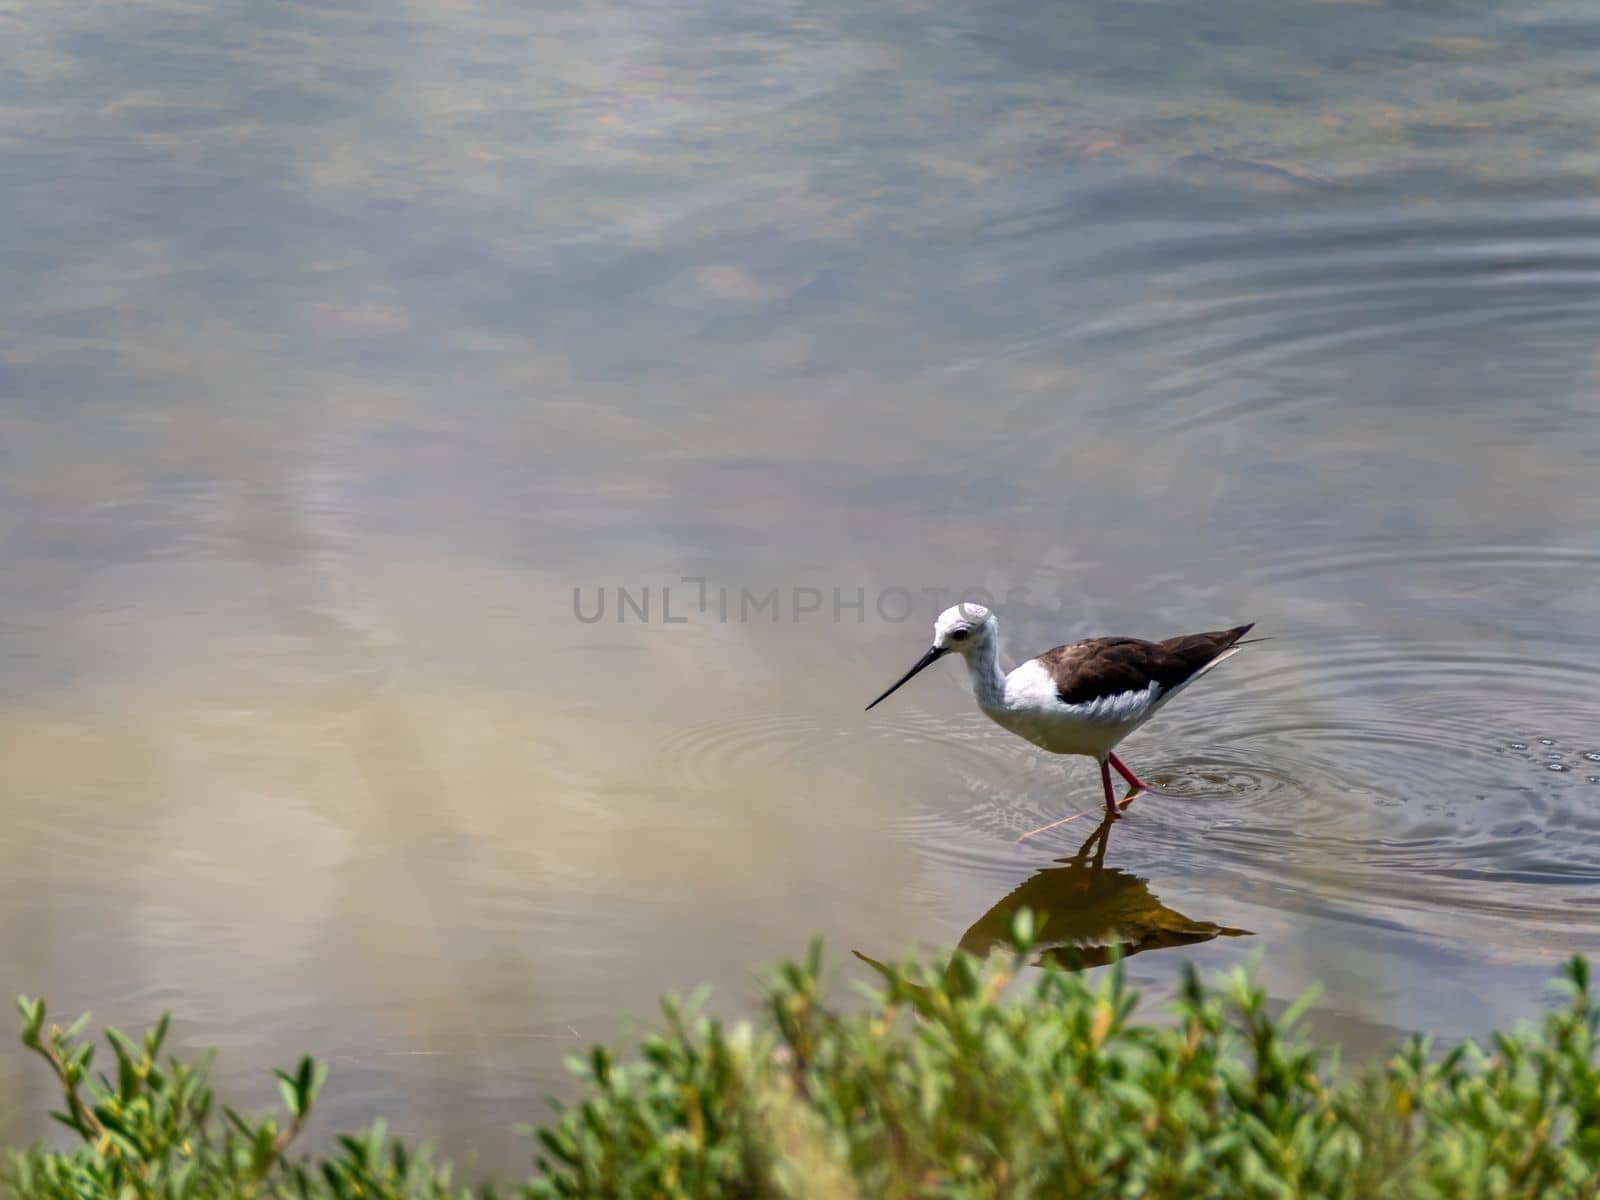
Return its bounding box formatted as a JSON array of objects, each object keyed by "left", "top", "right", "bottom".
[{"left": 865, "top": 645, "right": 946, "bottom": 711}]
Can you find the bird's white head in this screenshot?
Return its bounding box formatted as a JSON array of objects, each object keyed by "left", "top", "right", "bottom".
[
  {"left": 866, "top": 603, "right": 998, "bottom": 711},
  {"left": 932, "top": 602, "right": 996, "bottom": 653}
]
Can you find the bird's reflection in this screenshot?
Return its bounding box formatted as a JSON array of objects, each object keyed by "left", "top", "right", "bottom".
[
  {"left": 859, "top": 815, "right": 1249, "bottom": 982},
  {"left": 961, "top": 815, "right": 1250, "bottom": 970}
]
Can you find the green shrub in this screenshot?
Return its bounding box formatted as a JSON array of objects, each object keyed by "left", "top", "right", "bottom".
[
  {"left": 8, "top": 927, "right": 1600, "bottom": 1198},
  {"left": 5, "top": 998, "right": 471, "bottom": 1200}
]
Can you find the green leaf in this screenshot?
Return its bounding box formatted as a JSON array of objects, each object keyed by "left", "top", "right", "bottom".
[{"left": 277, "top": 1075, "right": 300, "bottom": 1118}]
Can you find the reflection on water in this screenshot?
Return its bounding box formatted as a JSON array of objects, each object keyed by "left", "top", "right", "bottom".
[
  {"left": 6, "top": 0, "right": 1600, "bottom": 1175},
  {"left": 857, "top": 814, "right": 1246, "bottom": 1005},
  {"left": 956, "top": 816, "right": 1249, "bottom": 971}
]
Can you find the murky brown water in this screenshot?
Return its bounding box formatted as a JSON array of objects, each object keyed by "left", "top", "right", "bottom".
[{"left": 5, "top": 0, "right": 1600, "bottom": 1173}]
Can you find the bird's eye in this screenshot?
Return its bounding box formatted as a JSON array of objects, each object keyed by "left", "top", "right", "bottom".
[{"left": 949, "top": 629, "right": 970, "bottom": 642}]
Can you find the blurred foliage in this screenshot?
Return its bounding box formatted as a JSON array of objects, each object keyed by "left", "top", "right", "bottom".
[
  {"left": 9, "top": 927, "right": 1600, "bottom": 1198},
  {"left": 6, "top": 996, "right": 469, "bottom": 1200}
]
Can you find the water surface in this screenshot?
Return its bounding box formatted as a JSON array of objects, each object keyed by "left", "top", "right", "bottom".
[{"left": 4, "top": 0, "right": 1600, "bottom": 1172}]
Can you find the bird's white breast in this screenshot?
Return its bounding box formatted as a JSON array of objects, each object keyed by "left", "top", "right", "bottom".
[{"left": 981, "top": 658, "right": 1163, "bottom": 757}]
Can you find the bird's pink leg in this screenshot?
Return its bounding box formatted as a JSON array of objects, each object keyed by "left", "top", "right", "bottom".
[
  {"left": 1100, "top": 758, "right": 1117, "bottom": 814},
  {"left": 1107, "top": 752, "right": 1149, "bottom": 793}
]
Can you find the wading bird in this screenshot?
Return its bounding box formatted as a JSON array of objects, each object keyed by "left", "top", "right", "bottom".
[{"left": 865, "top": 605, "right": 1257, "bottom": 836}]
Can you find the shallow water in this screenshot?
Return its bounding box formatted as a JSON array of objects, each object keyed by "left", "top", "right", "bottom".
[{"left": 5, "top": 0, "right": 1600, "bottom": 1173}]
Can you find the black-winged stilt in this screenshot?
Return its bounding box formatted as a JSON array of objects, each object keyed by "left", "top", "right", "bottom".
[{"left": 865, "top": 604, "right": 1258, "bottom": 837}]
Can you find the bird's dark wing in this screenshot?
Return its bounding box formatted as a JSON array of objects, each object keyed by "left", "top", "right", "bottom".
[{"left": 1036, "top": 624, "right": 1254, "bottom": 707}]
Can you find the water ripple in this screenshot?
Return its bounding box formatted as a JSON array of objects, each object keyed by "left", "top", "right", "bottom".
[
  {"left": 653, "top": 708, "right": 1033, "bottom": 792},
  {"left": 893, "top": 621, "right": 1600, "bottom": 937},
  {"left": 1059, "top": 207, "right": 1600, "bottom": 434}
]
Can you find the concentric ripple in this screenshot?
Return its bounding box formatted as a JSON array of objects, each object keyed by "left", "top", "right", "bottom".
[
  {"left": 652, "top": 708, "right": 1034, "bottom": 793},
  {"left": 1056, "top": 207, "right": 1600, "bottom": 435},
  {"left": 1252, "top": 543, "right": 1600, "bottom": 587},
  {"left": 1165, "top": 623, "right": 1599, "bottom": 907},
  {"left": 889, "top": 607, "right": 1600, "bottom": 943},
  {"left": 651, "top": 712, "right": 831, "bottom": 792}
]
